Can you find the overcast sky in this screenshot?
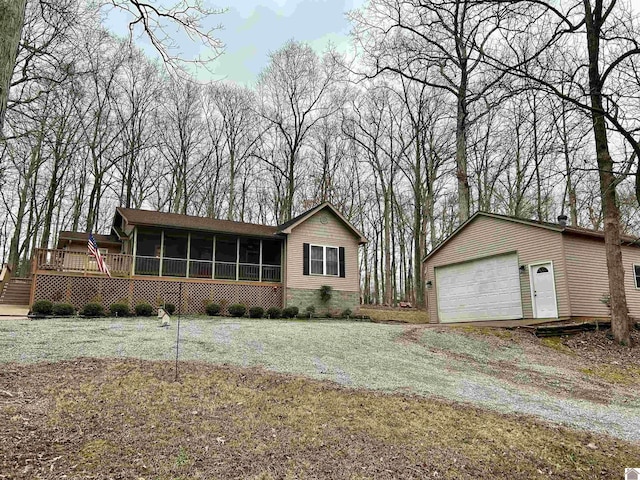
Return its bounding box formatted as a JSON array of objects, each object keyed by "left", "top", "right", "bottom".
[{"left": 103, "top": 0, "right": 366, "bottom": 85}]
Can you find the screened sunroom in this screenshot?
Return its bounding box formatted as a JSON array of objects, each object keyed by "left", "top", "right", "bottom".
[{"left": 132, "top": 228, "right": 282, "bottom": 282}]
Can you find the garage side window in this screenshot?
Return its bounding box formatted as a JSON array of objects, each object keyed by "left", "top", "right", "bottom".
[{"left": 635, "top": 264, "right": 640, "bottom": 289}]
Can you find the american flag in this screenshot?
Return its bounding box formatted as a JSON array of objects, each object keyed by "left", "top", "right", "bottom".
[{"left": 88, "top": 233, "right": 111, "bottom": 277}]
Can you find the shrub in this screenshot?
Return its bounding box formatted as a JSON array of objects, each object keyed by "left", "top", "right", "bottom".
[
  {"left": 248, "top": 306, "right": 264, "bottom": 318},
  {"left": 163, "top": 303, "right": 176, "bottom": 315},
  {"left": 205, "top": 303, "right": 221, "bottom": 316},
  {"left": 266, "top": 307, "right": 281, "bottom": 319},
  {"left": 52, "top": 303, "right": 75, "bottom": 316},
  {"left": 32, "top": 300, "right": 53, "bottom": 315},
  {"left": 81, "top": 303, "right": 104, "bottom": 317},
  {"left": 341, "top": 308, "right": 353, "bottom": 318},
  {"left": 305, "top": 305, "right": 316, "bottom": 318},
  {"left": 134, "top": 303, "right": 153, "bottom": 316},
  {"left": 228, "top": 303, "right": 247, "bottom": 317},
  {"left": 319, "top": 285, "right": 333, "bottom": 302},
  {"left": 282, "top": 306, "right": 299, "bottom": 318},
  {"left": 109, "top": 303, "right": 130, "bottom": 317}
]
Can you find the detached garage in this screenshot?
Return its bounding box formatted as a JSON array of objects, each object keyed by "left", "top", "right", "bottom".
[{"left": 423, "top": 212, "right": 640, "bottom": 324}]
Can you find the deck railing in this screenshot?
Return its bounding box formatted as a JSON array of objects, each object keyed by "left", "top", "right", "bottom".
[
  {"left": 32, "top": 248, "right": 133, "bottom": 277},
  {"left": 32, "top": 248, "right": 281, "bottom": 282}
]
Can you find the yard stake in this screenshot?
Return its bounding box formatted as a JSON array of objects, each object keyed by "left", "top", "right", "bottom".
[{"left": 175, "top": 315, "right": 181, "bottom": 381}]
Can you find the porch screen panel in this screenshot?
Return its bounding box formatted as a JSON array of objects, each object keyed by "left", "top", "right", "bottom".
[
  {"left": 239, "top": 238, "right": 260, "bottom": 281},
  {"left": 262, "top": 239, "right": 282, "bottom": 282},
  {"left": 163, "top": 232, "right": 188, "bottom": 277},
  {"left": 190, "top": 234, "right": 213, "bottom": 278},
  {"left": 215, "top": 235, "right": 237, "bottom": 279},
  {"left": 135, "top": 230, "right": 161, "bottom": 275}
]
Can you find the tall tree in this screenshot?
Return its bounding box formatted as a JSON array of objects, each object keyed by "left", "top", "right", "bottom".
[
  {"left": 256, "top": 41, "right": 342, "bottom": 221},
  {"left": 492, "top": 0, "right": 640, "bottom": 344}
]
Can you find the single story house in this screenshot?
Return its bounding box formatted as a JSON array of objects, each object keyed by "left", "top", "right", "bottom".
[
  {"left": 423, "top": 212, "right": 640, "bottom": 323},
  {"left": 31, "top": 202, "right": 367, "bottom": 315}
]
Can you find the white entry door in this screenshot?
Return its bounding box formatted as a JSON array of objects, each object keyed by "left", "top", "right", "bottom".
[{"left": 530, "top": 262, "right": 558, "bottom": 318}]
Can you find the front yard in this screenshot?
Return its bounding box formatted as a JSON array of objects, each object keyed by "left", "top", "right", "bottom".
[{"left": 1, "top": 317, "right": 639, "bottom": 478}]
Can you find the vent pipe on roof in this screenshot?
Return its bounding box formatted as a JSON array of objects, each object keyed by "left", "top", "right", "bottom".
[{"left": 557, "top": 214, "right": 568, "bottom": 227}]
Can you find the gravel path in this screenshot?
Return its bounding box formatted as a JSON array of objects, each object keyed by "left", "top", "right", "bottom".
[{"left": 1, "top": 317, "right": 639, "bottom": 442}]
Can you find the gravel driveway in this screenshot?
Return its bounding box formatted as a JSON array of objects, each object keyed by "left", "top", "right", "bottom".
[{"left": 1, "top": 317, "right": 639, "bottom": 442}]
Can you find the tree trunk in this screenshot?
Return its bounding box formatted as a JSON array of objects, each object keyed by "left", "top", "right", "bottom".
[
  {"left": 585, "top": 0, "right": 631, "bottom": 345},
  {"left": 561, "top": 101, "right": 578, "bottom": 226},
  {"left": 455, "top": 88, "right": 470, "bottom": 223},
  {"left": 383, "top": 188, "right": 392, "bottom": 305},
  {"left": 0, "top": 0, "right": 27, "bottom": 135}
]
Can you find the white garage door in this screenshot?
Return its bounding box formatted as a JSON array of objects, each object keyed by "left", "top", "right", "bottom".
[{"left": 435, "top": 253, "right": 523, "bottom": 323}]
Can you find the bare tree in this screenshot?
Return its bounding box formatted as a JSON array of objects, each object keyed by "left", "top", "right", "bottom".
[{"left": 256, "top": 41, "right": 343, "bottom": 221}]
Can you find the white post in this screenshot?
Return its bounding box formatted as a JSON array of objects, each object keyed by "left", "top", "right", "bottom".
[
  {"left": 159, "top": 230, "right": 164, "bottom": 277},
  {"left": 259, "top": 239, "right": 263, "bottom": 282},
  {"left": 131, "top": 227, "right": 137, "bottom": 277},
  {"left": 186, "top": 232, "right": 191, "bottom": 279},
  {"left": 212, "top": 235, "right": 216, "bottom": 280},
  {"left": 236, "top": 237, "right": 240, "bottom": 281}
]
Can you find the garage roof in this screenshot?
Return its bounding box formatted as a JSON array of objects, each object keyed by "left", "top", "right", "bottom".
[{"left": 423, "top": 211, "right": 640, "bottom": 262}]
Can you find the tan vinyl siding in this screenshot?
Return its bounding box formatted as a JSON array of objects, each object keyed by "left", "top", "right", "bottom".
[
  {"left": 425, "top": 216, "right": 568, "bottom": 323},
  {"left": 285, "top": 209, "right": 360, "bottom": 292},
  {"left": 65, "top": 241, "right": 121, "bottom": 254},
  {"left": 563, "top": 234, "right": 640, "bottom": 318}
]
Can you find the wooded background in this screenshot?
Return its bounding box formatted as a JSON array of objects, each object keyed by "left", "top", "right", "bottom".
[{"left": 1, "top": 0, "right": 639, "bottom": 310}]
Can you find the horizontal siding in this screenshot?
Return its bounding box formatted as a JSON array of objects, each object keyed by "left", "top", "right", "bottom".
[
  {"left": 563, "top": 235, "right": 640, "bottom": 318},
  {"left": 65, "top": 241, "right": 121, "bottom": 254},
  {"left": 285, "top": 209, "right": 360, "bottom": 292},
  {"left": 425, "top": 216, "right": 568, "bottom": 323}
]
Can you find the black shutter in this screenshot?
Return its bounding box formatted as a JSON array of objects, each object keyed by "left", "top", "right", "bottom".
[
  {"left": 339, "top": 247, "right": 345, "bottom": 278},
  {"left": 303, "top": 243, "right": 310, "bottom": 275}
]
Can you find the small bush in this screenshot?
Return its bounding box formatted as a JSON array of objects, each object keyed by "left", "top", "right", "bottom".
[
  {"left": 32, "top": 300, "right": 53, "bottom": 315},
  {"left": 228, "top": 303, "right": 247, "bottom": 317},
  {"left": 134, "top": 302, "right": 153, "bottom": 316},
  {"left": 341, "top": 308, "right": 353, "bottom": 318},
  {"left": 282, "top": 306, "right": 299, "bottom": 318},
  {"left": 81, "top": 303, "right": 104, "bottom": 317},
  {"left": 248, "top": 306, "right": 264, "bottom": 318},
  {"left": 163, "top": 303, "right": 176, "bottom": 315},
  {"left": 205, "top": 303, "right": 221, "bottom": 316},
  {"left": 319, "top": 285, "right": 333, "bottom": 302},
  {"left": 266, "top": 307, "right": 281, "bottom": 319},
  {"left": 109, "top": 303, "right": 130, "bottom": 317},
  {"left": 305, "top": 305, "right": 316, "bottom": 317},
  {"left": 52, "top": 303, "right": 75, "bottom": 316}
]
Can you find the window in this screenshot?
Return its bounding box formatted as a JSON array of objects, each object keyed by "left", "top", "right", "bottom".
[
  {"left": 635, "top": 264, "right": 640, "bottom": 289},
  {"left": 136, "top": 230, "right": 161, "bottom": 257},
  {"left": 239, "top": 238, "right": 260, "bottom": 264},
  {"left": 215, "top": 236, "right": 237, "bottom": 263},
  {"left": 190, "top": 234, "right": 213, "bottom": 261},
  {"left": 309, "top": 245, "right": 339, "bottom": 276},
  {"left": 310, "top": 246, "right": 324, "bottom": 274}
]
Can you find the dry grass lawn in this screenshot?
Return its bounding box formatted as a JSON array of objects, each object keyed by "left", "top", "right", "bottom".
[{"left": 1, "top": 358, "right": 638, "bottom": 480}]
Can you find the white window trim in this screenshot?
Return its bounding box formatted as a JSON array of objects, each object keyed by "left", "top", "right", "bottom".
[
  {"left": 309, "top": 244, "right": 340, "bottom": 277},
  {"left": 634, "top": 264, "right": 640, "bottom": 289}
]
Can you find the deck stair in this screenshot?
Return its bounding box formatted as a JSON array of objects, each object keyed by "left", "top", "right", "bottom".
[{"left": 0, "top": 278, "right": 32, "bottom": 306}]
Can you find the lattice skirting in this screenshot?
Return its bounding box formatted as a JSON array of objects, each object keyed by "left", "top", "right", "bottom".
[{"left": 32, "top": 275, "right": 283, "bottom": 314}]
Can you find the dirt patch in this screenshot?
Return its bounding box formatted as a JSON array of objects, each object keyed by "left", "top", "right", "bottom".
[
  {"left": 360, "top": 307, "right": 430, "bottom": 324},
  {"left": 1, "top": 358, "right": 638, "bottom": 479},
  {"left": 395, "top": 325, "right": 428, "bottom": 344}
]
